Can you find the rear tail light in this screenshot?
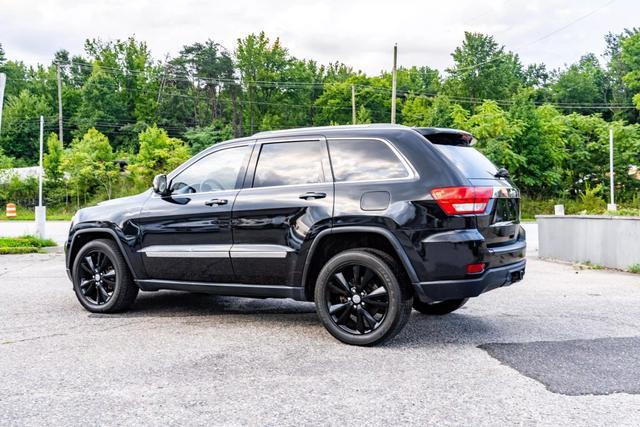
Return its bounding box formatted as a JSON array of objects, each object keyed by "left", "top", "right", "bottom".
[
  {"left": 431, "top": 186, "right": 493, "bottom": 215},
  {"left": 466, "top": 263, "right": 486, "bottom": 274}
]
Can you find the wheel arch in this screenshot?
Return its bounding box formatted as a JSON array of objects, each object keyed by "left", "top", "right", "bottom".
[
  {"left": 301, "top": 226, "right": 419, "bottom": 301},
  {"left": 67, "top": 227, "right": 139, "bottom": 280}
]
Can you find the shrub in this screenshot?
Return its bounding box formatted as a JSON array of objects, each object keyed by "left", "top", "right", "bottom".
[{"left": 575, "top": 183, "right": 606, "bottom": 213}]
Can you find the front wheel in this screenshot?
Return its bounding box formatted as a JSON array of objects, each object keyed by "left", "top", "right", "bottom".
[
  {"left": 72, "top": 239, "right": 138, "bottom": 313},
  {"left": 314, "top": 250, "right": 412, "bottom": 346},
  {"left": 413, "top": 298, "right": 468, "bottom": 315}
]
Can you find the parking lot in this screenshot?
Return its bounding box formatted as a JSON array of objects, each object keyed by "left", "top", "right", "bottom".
[{"left": 1, "top": 251, "right": 640, "bottom": 425}]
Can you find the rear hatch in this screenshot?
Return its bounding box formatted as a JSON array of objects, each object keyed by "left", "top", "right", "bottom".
[{"left": 415, "top": 128, "right": 521, "bottom": 247}]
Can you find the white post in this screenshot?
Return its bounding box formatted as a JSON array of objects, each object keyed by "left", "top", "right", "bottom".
[
  {"left": 391, "top": 43, "right": 397, "bottom": 124},
  {"left": 0, "top": 73, "right": 6, "bottom": 135},
  {"left": 35, "top": 115, "right": 46, "bottom": 238},
  {"left": 607, "top": 127, "right": 616, "bottom": 212},
  {"left": 351, "top": 84, "right": 356, "bottom": 125}
]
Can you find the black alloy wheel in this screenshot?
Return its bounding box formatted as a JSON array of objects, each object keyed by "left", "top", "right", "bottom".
[
  {"left": 77, "top": 250, "right": 116, "bottom": 305},
  {"left": 325, "top": 264, "right": 389, "bottom": 335},
  {"left": 72, "top": 239, "right": 138, "bottom": 313},
  {"left": 315, "top": 249, "right": 412, "bottom": 346}
]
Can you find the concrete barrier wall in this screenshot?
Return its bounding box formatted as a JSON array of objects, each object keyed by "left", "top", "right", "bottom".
[{"left": 537, "top": 215, "right": 640, "bottom": 270}]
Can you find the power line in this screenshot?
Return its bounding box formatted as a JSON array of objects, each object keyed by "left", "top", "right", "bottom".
[
  {"left": 521, "top": 0, "right": 617, "bottom": 47},
  {"left": 449, "top": 0, "right": 617, "bottom": 76}
]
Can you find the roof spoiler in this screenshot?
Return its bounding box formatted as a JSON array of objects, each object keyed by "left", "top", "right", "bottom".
[{"left": 413, "top": 127, "right": 477, "bottom": 147}]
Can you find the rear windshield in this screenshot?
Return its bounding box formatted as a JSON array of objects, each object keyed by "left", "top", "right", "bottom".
[{"left": 434, "top": 145, "right": 498, "bottom": 179}]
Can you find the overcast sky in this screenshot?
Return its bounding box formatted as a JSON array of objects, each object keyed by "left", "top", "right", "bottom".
[{"left": 0, "top": 0, "right": 635, "bottom": 75}]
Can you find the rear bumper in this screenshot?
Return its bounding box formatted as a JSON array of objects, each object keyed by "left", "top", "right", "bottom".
[{"left": 412, "top": 259, "right": 526, "bottom": 302}]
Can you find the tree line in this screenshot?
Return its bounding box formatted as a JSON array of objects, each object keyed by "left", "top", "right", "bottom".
[{"left": 0, "top": 30, "right": 640, "bottom": 209}]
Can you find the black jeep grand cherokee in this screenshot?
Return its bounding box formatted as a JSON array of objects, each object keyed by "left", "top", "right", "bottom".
[{"left": 65, "top": 124, "right": 526, "bottom": 346}]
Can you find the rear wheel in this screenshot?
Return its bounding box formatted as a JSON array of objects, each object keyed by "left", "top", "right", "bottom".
[
  {"left": 413, "top": 298, "right": 468, "bottom": 315},
  {"left": 72, "top": 239, "right": 138, "bottom": 313},
  {"left": 314, "top": 249, "right": 412, "bottom": 346}
]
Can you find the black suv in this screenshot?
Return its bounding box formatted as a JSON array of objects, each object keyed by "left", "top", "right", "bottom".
[{"left": 65, "top": 124, "right": 526, "bottom": 346}]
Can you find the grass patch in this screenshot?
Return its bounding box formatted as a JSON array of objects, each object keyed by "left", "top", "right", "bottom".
[
  {"left": 0, "top": 246, "right": 42, "bottom": 254},
  {"left": 521, "top": 197, "right": 640, "bottom": 220},
  {"left": 578, "top": 261, "right": 606, "bottom": 270},
  {"left": 629, "top": 264, "right": 640, "bottom": 274},
  {"left": 0, "top": 235, "right": 57, "bottom": 254}
]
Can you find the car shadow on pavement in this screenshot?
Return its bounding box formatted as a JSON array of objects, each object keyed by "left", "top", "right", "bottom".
[
  {"left": 91, "top": 291, "right": 499, "bottom": 347},
  {"left": 392, "top": 312, "right": 499, "bottom": 347},
  {"left": 90, "top": 290, "right": 317, "bottom": 318}
]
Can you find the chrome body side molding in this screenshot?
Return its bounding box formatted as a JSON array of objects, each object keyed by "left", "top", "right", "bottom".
[{"left": 139, "top": 244, "right": 293, "bottom": 259}]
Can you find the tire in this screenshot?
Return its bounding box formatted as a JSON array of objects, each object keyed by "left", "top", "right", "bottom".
[
  {"left": 314, "top": 249, "right": 413, "bottom": 346},
  {"left": 72, "top": 239, "right": 138, "bottom": 313},
  {"left": 413, "top": 298, "right": 468, "bottom": 315}
]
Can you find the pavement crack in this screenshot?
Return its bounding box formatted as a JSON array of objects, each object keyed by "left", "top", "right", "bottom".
[{"left": 1, "top": 320, "right": 147, "bottom": 345}]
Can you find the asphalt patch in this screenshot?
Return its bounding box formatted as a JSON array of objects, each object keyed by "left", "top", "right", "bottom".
[{"left": 479, "top": 336, "right": 640, "bottom": 396}]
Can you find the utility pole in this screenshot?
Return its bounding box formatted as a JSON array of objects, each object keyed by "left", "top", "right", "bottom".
[
  {"left": 391, "top": 43, "right": 397, "bottom": 124},
  {"left": 351, "top": 84, "right": 356, "bottom": 125},
  {"left": 155, "top": 65, "right": 167, "bottom": 120},
  {"left": 0, "top": 73, "right": 6, "bottom": 135},
  {"left": 608, "top": 128, "right": 616, "bottom": 212},
  {"left": 36, "top": 116, "right": 46, "bottom": 238},
  {"left": 56, "top": 64, "right": 63, "bottom": 146}
]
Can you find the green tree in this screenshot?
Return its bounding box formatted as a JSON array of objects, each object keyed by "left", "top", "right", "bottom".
[
  {"left": 621, "top": 31, "right": 640, "bottom": 110},
  {"left": 178, "top": 40, "right": 235, "bottom": 121},
  {"left": 508, "top": 92, "right": 567, "bottom": 194},
  {"left": 74, "top": 65, "right": 127, "bottom": 146},
  {"left": 184, "top": 121, "right": 234, "bottom": 154},
  {"left": 400, "top": 96, "right": 431, "bottom": 126},
  {"left": 552, "top": 54, "right": 607, "bottom": 114},
  {"left": 604, "top": 29, "right": 639, "bottom": 122},
  {"left": 0, "top": 148, "right": 13, "bottom": 169},
  {"left": 457, "top": 100, "right": 525, "bottom": 176},
  {"left": 62, "top": 128, "right": 119, "bottom": 204},
  {"left": 561, "top": 113, "right": 640, "bottom": 199},
  {"left": 129, "top": 125, "right": 190, "bottom": 189},
  {"left": 0, "top": 90, "right": 51, "bottom": 162},
  {"left": 0, "top": 44, "right": 30, "bottom": 99},
  {"left": 356, "top": 105, "right": 372, "bottom": 124},
  {"left": 236, "top": 32, "right": 290, "bottom": 134},
  {"left": 79, "top": 37, "right": 160, "bottom": 148},
  {"left": 314, "top": 75, "right": 389, "bottom": 125},
  {"left": 43, "top": 133, "right": 64, "bottom": 182},
  {"left": 445, "top": 32, "right": 524, "bottom": 102}
]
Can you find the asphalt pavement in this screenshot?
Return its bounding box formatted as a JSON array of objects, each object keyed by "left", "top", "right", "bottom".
[{"left": 1, "top": 251, "right": 640, "bottom": 425}]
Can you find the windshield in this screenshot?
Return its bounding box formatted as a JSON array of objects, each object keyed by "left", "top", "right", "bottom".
[{"left": 434, "top": 145, "right": 498, "bottom": 179}]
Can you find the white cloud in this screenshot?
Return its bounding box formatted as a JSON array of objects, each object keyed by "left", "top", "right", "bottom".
[{"left": 0, "top": 0, "right": 634, "bottom": 74}]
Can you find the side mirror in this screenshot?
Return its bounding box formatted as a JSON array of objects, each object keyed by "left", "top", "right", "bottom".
[{"left": 152, "top": 174, "right": 169, "bottom": 196}]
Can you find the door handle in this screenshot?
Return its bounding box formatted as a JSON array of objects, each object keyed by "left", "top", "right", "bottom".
[
  {"left": 299, "top": 192, "right": 326, "bottom": 200},
  {"left": 205, "top": 198, "right": 228, "bottom": 206}
]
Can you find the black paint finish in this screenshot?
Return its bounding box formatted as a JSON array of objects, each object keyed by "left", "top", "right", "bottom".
[
  {"left": 136, "top": 189, "right": 238, "bottom": 282},
  {"left": 65, "top": 124, "right": 526, "bottom": 303}
]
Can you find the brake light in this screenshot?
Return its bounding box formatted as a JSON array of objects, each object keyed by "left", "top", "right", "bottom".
[{"left": 431, "top": 186, "right": 493, "bottom": 215}]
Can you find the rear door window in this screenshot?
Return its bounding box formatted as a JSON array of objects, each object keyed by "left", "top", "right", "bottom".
[
  {"left": 253, "top": 140, "right": 325, "bottom": 188},
  {"left": 328, "top": 138, "right": 410, "bottom": 182}
]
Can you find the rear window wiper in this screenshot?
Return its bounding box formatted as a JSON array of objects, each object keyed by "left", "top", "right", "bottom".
[{"left": 494, "top": 168, "right": 510, "bottom": 178}]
